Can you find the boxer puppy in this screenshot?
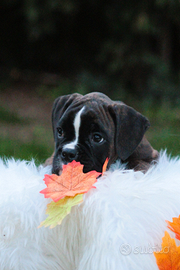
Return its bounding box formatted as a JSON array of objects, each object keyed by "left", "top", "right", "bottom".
[{"left": 50, "top": 92, "right": 158, "bottom": 174}]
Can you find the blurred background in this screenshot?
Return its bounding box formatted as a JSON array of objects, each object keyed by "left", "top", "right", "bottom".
[{"left": 0, "top": 0, "right": 180, "bottom": 164}]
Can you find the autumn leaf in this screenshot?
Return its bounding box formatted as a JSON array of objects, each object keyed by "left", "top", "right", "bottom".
[
  {"left": 39, "top": 194, "right": 83, "bottom": 228},
  {"left": 154, "top": 231, "right": 180, "bottom": 270},
  {"left": 166, "top": 216, "right": 180, "bottom": 241},
  {"left": 40, "top": 160, "right": 101, "bottom": 202},
  {"left": 102, "top": 158, "right": 109, "bottom": 175}
]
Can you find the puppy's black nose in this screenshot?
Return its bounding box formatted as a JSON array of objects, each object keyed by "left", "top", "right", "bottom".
[{"left": 61, "top": 148, "right": 77, "bottom": 163}]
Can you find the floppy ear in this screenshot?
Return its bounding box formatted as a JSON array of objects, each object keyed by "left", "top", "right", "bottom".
[
  {"left": 52, "top": 93, "right": 82, "bottom": 138},
  {"left": 109, "top": 103, "right": 150, "bottom": 161}
]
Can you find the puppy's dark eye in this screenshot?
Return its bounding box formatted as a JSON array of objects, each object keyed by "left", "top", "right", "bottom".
[
  {"left": 92, "top": 133, "right": 104, "bottom": 143},
  {"left": 57, "top": 127, "right": 64, "bottom": 138}
]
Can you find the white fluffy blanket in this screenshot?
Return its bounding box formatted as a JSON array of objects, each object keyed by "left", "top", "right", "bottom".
[{"left": 1, "top": 152, "right": 180, "bottom": 270}]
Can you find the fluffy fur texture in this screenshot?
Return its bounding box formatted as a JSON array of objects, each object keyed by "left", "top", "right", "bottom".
[{"left": 1, "top": 152, "right": 180, "bottom": 269}]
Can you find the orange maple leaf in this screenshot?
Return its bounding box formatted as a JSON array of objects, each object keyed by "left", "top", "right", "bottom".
[
  {"left": 166, "top": 216, "right": 180, "bottom": 241},
  {"left": 40, "top": 160, "right": 101, "bottom": 202},
  {"left": 154, "top": 231, "right": 180, "bottom": 270},
  {"left": 102, "top": 158, "right": 109, "bottom": 175}
]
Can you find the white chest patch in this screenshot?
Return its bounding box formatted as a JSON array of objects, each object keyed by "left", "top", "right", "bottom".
[{"left": 63, "top": 106, "right": 85, "bottom": 150}]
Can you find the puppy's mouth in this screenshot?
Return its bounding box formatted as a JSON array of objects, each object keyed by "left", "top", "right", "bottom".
[
  {"left": 52, "top": 166, "right": 62, "bottom": 176},
  {"left": 52, "top": 154, "right": 63, "bottom": 175},
  {"left": 52, "top": 143, "right": 99, "bottom": 175},
  {"left": 52, "top": 155, "right": 95, "bottom": 175},
  {"left": 57, "top": 164, "right": 63, "bottom": 176}
]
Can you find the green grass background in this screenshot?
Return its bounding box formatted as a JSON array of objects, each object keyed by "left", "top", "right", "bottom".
[{"left": 0, "top": 88, "right": 53, "bottom": 164}]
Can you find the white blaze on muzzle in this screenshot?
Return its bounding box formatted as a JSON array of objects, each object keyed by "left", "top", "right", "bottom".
[{"left": 63, "top": 106, "right": 85, "bottom": 150}]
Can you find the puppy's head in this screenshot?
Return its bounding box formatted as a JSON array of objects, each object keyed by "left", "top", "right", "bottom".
[{"left": 52, "top": 92, "right": 155, "bottom": 174}]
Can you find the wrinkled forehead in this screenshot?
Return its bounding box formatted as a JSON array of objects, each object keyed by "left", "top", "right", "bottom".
[{"left": 59, "top": 101, "right": 111, "bottom": 128}]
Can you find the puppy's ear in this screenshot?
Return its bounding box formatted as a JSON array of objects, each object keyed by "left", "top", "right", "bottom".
[
  {"left": 52, "top": 93, "right": 82, "bottom": 138},
  {"left": 109, "top": 103, "right": 150, "bottom": 161}
]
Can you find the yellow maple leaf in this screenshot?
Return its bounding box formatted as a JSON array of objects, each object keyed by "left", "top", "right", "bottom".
[
  {"left": 39, "top": 159, "right": 108, "bottom": 228},
  {"left": 39, "top": 194, "right": 83, "bottom": 228}
]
